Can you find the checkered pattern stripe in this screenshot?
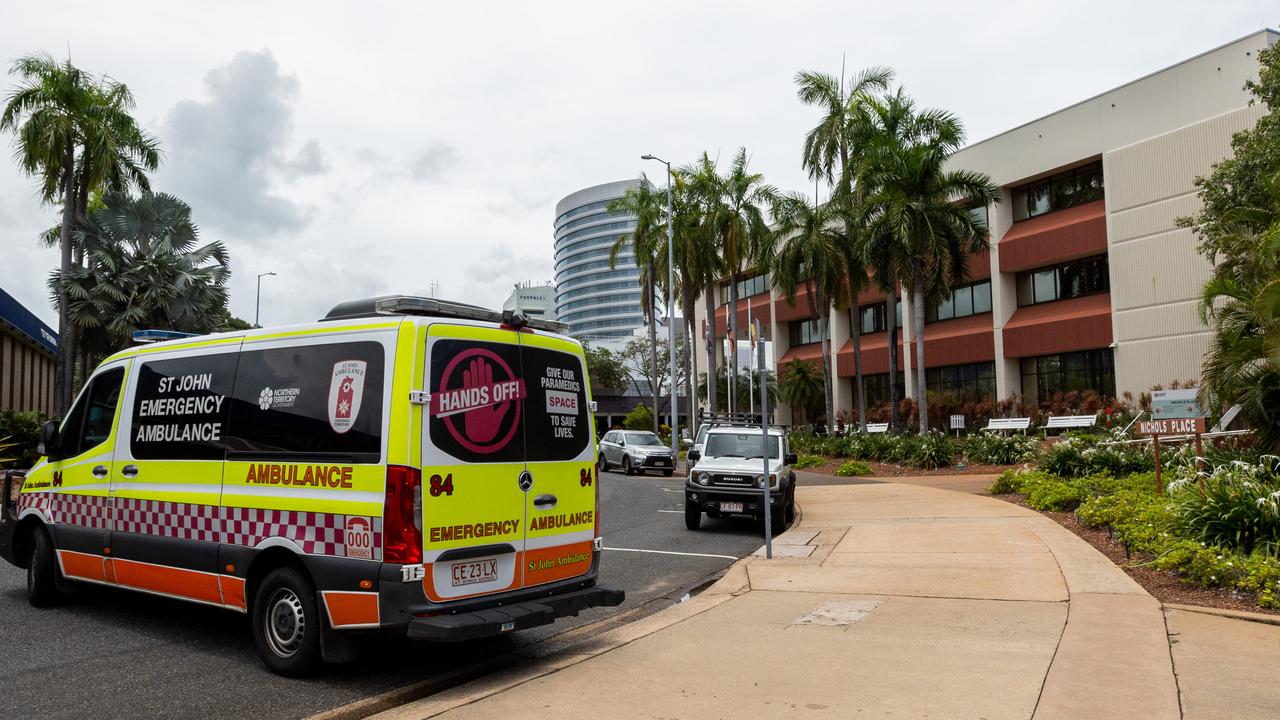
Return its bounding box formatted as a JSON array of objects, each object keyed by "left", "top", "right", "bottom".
[
  {"left": 222, "top": 508, "right": 383, "bottom": 560},
  {"left": 23, "top": 492, "right": 112, "bottom": 530},
  {"left": 115, "top": 499, "right": 220, "bottom": 543},
  {"left": 16, "top": 491, "right": 383, "bottom": 560}
]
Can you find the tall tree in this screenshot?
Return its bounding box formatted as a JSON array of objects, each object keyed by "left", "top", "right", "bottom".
[
  {"left": 664, "top": 170, "right": 717, "bottom": 434},
  {"left": 797, "top": 65, "right": 894, "bottom": 430},
  {"left": 768, "top": 193, "right": 845, "bottom": 429},
  {"left": 777, "top": 360, "right": 822, "bottom": 425},
  {"left": 683, "top": 154, "right": 725, "bottom": 416},
  {"left": 698, "top": 149, "right": 777, "bottom": 413},
  {"left": 608, "top": 181, "right": 665, "bottom": 436},
  {"left": 859, "top": 89, "right": 998, "bottom": 433},
  {"left": 1, "top": 53, "right": 159, "bottom": 412},
  {"left": 55, "top": 192, "right": 228, "bottom": 355}
]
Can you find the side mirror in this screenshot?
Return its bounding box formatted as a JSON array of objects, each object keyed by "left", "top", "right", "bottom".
[
  {"left": 687, "top": 449, "right": 701, "bottom": 463},
  {"left": 39, "top": 420, "right": 61, "bottom": 460},
  {"left": 618, "top": 438, "right": 626, "bottom": 447},
  {"left": 784, "top": 452, "right": 798, "bottom": 465}
]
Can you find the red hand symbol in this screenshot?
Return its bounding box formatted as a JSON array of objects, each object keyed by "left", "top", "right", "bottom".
[{"left": 462, "top": 356, "right": 509, "bottom": 443}]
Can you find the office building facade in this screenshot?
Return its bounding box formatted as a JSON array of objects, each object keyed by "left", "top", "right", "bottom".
[
  {"left": 0, "top": 286, "right": 58, "bottom": 415},
  {"left": 554, "top": 180, "right": 646, "bottom": 341},
  {"left": 692, "top": 30, "right": 1278, "bottom": 423}
]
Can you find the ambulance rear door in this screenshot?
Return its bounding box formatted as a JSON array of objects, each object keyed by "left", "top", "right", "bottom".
[
  {"left": 420, "top": 322, "right": 530, "bottom": 602},
  {"left": 518, "top": 335, "right": 595, "bottom": 587}
]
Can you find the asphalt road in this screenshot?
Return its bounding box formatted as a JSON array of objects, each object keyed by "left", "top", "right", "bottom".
[{"left": 0, "top": 469, "right": 764, "bottom": 720}]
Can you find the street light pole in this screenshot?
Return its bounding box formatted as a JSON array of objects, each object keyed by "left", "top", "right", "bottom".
[
  {"left": 255, "top": 271, "right": 277, "bottom": 328},
  {"left": 642, "top": 154, "right": 679, "bottom": 457}
]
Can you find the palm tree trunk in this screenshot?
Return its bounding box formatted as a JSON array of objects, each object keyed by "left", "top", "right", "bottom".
[
  {"left": 885, "top": 273, "right": 900, "bottom": 433},
  {"left": 684, "top": 294, "right": 698, "bottom": 434},
  {"left": 912, "top": 259, "right": 928, "bottom": 434},
  {"left": 647, "top": 266, "right": 659, "bottom": 436},
  {"left": 55, "top": 146, "right": 76, "bottom": 415},
  {"left": 847, "top": 267, "right": 866, "bottom": 431},
  {"left": 704, "top": 283, "right": 718, "bottom": 414}
]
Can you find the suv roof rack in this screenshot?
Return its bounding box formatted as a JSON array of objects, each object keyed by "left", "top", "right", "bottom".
[
  {"left": 698, "top": 410, "right": 766, "bottom": 428},
  {"left": 321, "top": 295, "right": 571, "bottom": 334}
]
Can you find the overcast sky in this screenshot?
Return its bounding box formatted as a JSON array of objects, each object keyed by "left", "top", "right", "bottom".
[{"left": 2, "top": 1, "right": 1277, "bottom": 329}]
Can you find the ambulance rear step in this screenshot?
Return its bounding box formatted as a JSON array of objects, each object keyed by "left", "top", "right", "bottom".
[{"left": 407, "top": 586, "right": 624, "bottom": 642}]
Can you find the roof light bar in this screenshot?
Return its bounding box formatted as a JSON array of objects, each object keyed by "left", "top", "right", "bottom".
[{"left": 371, "top": 295, "right": 571, "bottom": 334}]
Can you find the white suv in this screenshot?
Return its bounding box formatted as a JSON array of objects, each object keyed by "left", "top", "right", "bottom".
[{"left": 684, "top": 426, "right": 796, "bottom": 531}]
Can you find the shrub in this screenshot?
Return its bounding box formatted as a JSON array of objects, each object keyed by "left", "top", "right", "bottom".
[
  {"left": 962, "top": 433, "right": 1039, "bottom": 465},
  {"left": 886, "top": 435, "right": 921, "bottom": 465},
  {"left": 988, "top": 469, "right": 1027, "bottom": 494},
  {"left": 910, "top": 431, "right": 955, "bottom": 469},
  {"left": 1170, "top": 459, "right": 1280, "bottom": 555},
  {"left": 1021, "top": 473, "right": 1085, "bottom": 511},
  {"left": 622, "top": 404, "right": 654, "bottom": 431},
  {"left": 0, "top": 410, "right": 45, "bottom": 469},
  {"left": 835, "top": 460, "right": 872, "bottom": 477},
  {"left": 793, "top": 454, "right": 824, "bottom": 470}
]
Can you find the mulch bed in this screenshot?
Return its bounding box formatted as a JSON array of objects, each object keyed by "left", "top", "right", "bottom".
[{"left": 992, "top": 492, "right": 1280, "bottom": 616}]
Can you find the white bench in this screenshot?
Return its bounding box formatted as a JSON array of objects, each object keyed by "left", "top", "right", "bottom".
[
  {"left": 864, "top": 423, "right": 889, "bottom": 434},
  {"left": 983, "top": 417, "right": 1031, "bottom": 434},
  {"left": 1044, "top": 414, "right": 1097, "bottom": 431}
]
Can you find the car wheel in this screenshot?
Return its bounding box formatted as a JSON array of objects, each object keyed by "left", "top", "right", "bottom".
[
  {"left": 27, "top": 525, "right": 61, "bottom": 608},
  {"left": 785, "top": 489, "right": 797, "bottom": 524},
  {"left": 597, "top": 454, "right": 606, "bottom": 472},
  {"left": 770, "top": 505, "right": 787, "bottom": 532},
  {"left": 622, "top": 457, "right": 634, "bottom": 476},
  {"left": 684, "top": 500, "right": 701, "bottom": 530},
  {"left": 252, "top": 566, "right": 322, "bottom": 677}
]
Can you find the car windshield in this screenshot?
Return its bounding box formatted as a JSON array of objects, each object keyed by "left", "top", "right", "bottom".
[
  {"left": 625, "top": 432, "right": 663, "bottom": 446},
  {"left": 705, "top": 433, "right": 781, "bottom": 459}
]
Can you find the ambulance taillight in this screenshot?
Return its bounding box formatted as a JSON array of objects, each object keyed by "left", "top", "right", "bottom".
[{"left": 384, "top": 465, "right": 423, "bottom": 564}]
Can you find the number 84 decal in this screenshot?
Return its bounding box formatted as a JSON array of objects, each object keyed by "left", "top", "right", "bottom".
[{"left": 427, "top": 467, "right": 592, "bottom": 498}]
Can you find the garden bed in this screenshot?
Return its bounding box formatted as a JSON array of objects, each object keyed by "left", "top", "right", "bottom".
[{"left": 993, "top": 491, "right": 1280, "bottom": 616}]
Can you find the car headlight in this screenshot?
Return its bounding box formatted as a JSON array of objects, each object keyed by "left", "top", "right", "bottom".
[
  {"left": 756, "top": 475, "right": 767, "bottom": 488},
  {"left": 697, "top": 473, "right": 710, "bottom": 486},
  {"left": 757, "top": 474, "right": 779, "bottom": 489}
]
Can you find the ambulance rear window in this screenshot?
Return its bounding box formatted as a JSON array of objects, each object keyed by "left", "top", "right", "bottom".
[{"left": 224, "top": 341, "right": 384, "bottom": 462}]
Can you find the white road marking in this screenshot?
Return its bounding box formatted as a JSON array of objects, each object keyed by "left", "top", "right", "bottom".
[
  {"left": 656, "top": 509, "right": 683, "bottom": 514},
  {"left": 604, "top": 546, "right": 739, "bottom": 560}
]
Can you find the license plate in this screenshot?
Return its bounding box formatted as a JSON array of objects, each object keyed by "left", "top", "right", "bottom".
[
  {"left": 451, "top": 558, "right": 498, "bottom": 587},
  {"left": 720, "top": 502, "right": 744, "bottom": 513},
  {"left": 653, "top": 458, "right": 669, "bottom": 465}
]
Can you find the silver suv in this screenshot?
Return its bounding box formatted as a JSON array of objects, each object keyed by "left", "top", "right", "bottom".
[
  {"left": 598, "top": 430, "right": 677, "bottom": 476},
  {"left": 684, "top": 426, "right": 797, "bottom": 531}
]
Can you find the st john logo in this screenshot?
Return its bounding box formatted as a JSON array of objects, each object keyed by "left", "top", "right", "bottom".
[
  {"left": 434, "top": 348, "right": 526, "bottom": 454},
  {"left": 328, "top": 360, "right": 367, "bottom": 434}
]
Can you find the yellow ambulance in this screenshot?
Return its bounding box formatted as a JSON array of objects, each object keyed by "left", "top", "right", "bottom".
[{"left": 0, "top": 296, "right": 622, "bottom": 676}]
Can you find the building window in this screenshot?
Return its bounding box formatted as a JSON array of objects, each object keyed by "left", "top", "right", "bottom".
[
  {"left": 789, "top": 318, "right": 823, "bottom": 346},
  {"left": 1020, "top": 348, "right": 1115, "bottom": 404},
  {"left": 1011, "top": 161, "right": 1104, "bottom": 222},
  {"left": 926, "top": 280, "right": 992, "bottom": 322},
  {"left": 1016, "top": 255, "right": 1109, "bottom": 307},
  {"left": 925, "top": 362, "right": 996, "bottom": 399},
  {"left": 720, "top": 273, "right": 769, "bottom": 303},
  {"left": 860, "top": 373, "right": 905, "bottom": 407},
  {"left": 859, "top": 300, "right": 902, "bottom": 335}
]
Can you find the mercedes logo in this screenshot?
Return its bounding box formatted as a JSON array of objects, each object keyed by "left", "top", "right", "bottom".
[{"left": 518, "top": 470, "right": 534, "bottom": 492}]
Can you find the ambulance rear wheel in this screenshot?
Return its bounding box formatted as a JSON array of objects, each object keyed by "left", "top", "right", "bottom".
[
  {"left": 27, "top": 525, "right": 61, "bottom": 608},
  {"left": 253, "top": 566, "right": 321, "bottom": 677}
]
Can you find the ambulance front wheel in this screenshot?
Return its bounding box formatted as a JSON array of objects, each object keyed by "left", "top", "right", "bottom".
[
  {"left": 252, "top": 566, "right": 322, "bottom": 677},
  {"left": 27, "top": 525, "right": 61, "bottom": 607}
]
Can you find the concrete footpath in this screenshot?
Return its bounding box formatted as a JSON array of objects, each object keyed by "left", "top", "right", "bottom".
[{"left": 368, "top": 479, "right": 1280, "bottom": 720}]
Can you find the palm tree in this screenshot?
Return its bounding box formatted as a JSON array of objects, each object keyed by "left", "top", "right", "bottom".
[
  {"left": 1198, "top": 175, "right": 1280, "bottom": 451},
  {"left": 608, "top": 181, "right": 665, "bottom": 436},
  {"left": 683, "top": 155, "right": 726, "bottom": 416},
  {"left": 859, "top": 89, "right": 998, "bottom": 433},
  {"left": 769, "top": 193, "right": 845, "bottom": 429},
  {"left": 55, "top": 192, "right": 229, "bottom": 356},
  {"left": 797, "top": 66, "right": 894, "bottom": 431},
  {"left": 1, "top": 53, "right": 159, "bottom": 412},
  {"left": 699, "top": 149, "right": 778, "bottom": 411},
  {"left": 777, "top": 360, "right": 823, "bottom": 425}
]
